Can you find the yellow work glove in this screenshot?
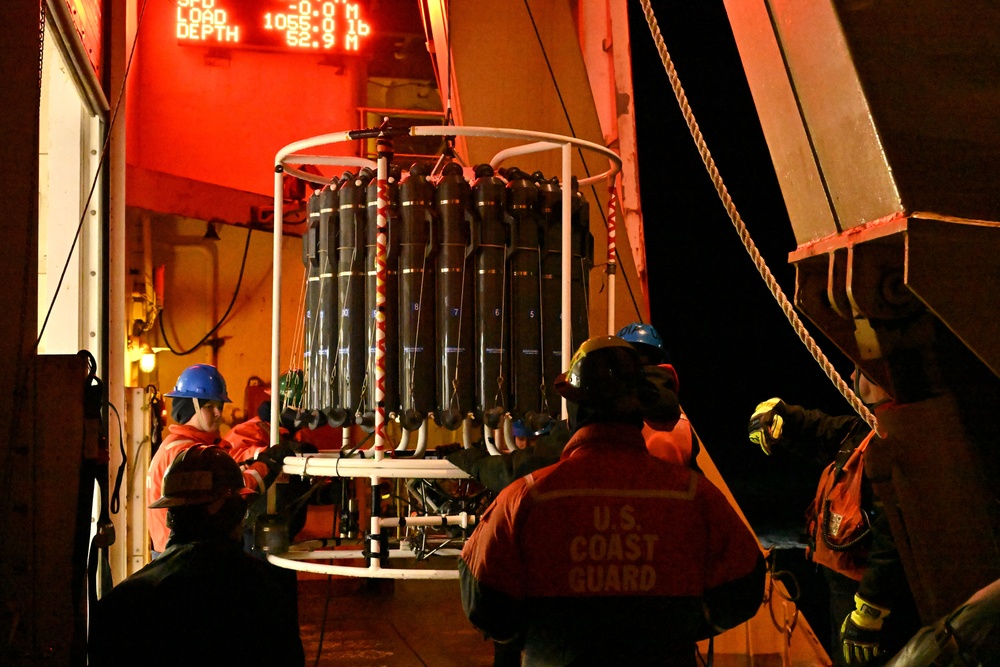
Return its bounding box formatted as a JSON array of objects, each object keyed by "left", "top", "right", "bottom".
[
  {"left": 841, "top": 594, "right": 891, "bottom": 664},
  {"left": 747, "top": 398, "right": 786, "bottom": 455}
]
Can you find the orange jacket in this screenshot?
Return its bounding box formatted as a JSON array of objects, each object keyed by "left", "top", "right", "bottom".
[
  {"left": 147, "top": 422, "right": 276, "bottom": 553},
  {"left": 221, "top": 417, "right": 271, "bottom": 463},
  {"left": 644, "top": 413, "right": 696, "bottom": 467},
  {"left": 219, "top": 418, "right": 281, "bottom": 507},
  {"left": 459, "top": 422, "right": 764, "bottom": 663},
  {"left": 146, "top": 425, "right": 220, "bottom": 553}
]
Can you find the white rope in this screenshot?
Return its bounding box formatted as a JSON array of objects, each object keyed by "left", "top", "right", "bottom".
[{"left": 639, "top": 0, "right": 876, "bottom": 431}]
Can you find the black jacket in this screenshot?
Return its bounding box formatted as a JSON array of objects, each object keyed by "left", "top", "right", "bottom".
[{"left": 88, "top": 538, "right": 304, "bottom": 667}]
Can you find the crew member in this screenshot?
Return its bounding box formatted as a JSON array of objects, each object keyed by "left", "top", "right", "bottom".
[
  {"left": 90, "top": 445, "right": 304, "bottom": 666},
  {"left": 748, "top": 370, "right": 920, "bottom": 665},
  {"left": 147, "top": 364, "right": 293, "bottom": 556},
  {"left": 460, "top": 336, "right": 765, "bottom": 666},
  {"left": 222, "top": 399, "right": 318, "bottom": 554},
  {"left": 449, "top": 321, "right": 697, "bottom": 491},
  {"left": 616, "top": 322, "right": 700, "bottom": 468}
]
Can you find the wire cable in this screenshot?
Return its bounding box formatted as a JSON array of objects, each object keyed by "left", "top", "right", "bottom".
[
  {"left": 107, "top": 402, "right": 126, "bottom": 515},
  {"left": 521, "top": 0, "right": 643, "bottom": 323},
  {"left": 158, "top": 226, "right": 254, "bottom": 356},
  {"left": 311, "top": 575, "right": 333, "bottom": 667}
]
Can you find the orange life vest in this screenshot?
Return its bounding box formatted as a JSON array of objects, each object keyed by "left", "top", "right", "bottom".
[{"left": 807, "top": 431, "right": 874, "bottom": 581}]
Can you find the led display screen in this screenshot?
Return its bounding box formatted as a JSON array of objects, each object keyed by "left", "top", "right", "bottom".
[{"left": 176, "top": 0, "right": 372, "bottom": 53}]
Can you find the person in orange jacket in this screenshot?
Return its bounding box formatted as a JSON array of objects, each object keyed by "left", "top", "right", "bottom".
[
  {"left": 748, "top": 371, "right": 920, "bottom": 665},
  {"left": 221, "top": 399, "right": 320, "bottom": 554},
  {"left": 616, "top": 322, "right": 701, "bottom": 469},
  {"left": 448, "top": 322, "right": 699, "bottom": 493},
  {"left": 147, "top": 365, "right": 294, "bottom": 556},
  {"left": 459, "top": 337, "right": 765, "bottom": 666}
]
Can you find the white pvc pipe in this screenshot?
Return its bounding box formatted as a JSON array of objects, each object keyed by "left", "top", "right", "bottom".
[
  {"left": 483, "top": 425, "right": 502, "bottom": 456},
  {"left": 608, "top": 274, "right": 616, "bottom": 335},
  {"left": 270, "top": 169, "right": 283, "bottom": 447},
  {"left": 381, "top": 419, "right": 427, "bottom": 457},
  {"left": 607, "top": 183, "right": 618, "bottom": 335},
  {"left": 489, "top": 141, "right": 561, "bottom": 169},
  {"left": 274, "top": 131, "right": 355, "bottom": 164},
  {"left": 409, "top": 125, "right": 622, "bottom": 186},
  {"left": 282, "top": 155, "right": 378, "bottom": 185},
  {"left": 283, "top": 454, "right": 468, "bottom": 479},
  {"left": 378, "top": 513, "right": 475, "bottom": 528},
  {"left": 396, "top": 426, "right": 411, "bottom": 451},
  {"left": 286, "top": 546, "right": 465, "bottom": 558},
  {"left": 412, "top": 420, "right": 429, "bottom": 458},
  {"left": 502, "top": 414, "right": 517, "bottom": 453},
  {"left": 373, "top": 151, "right": 388, "bottom": 460},
  {"left": 268, "top": 552, "right": 461, "bottom": 579},
  {"left": 369, "top": 513, "right": 381, "bottom": 573},
  {"left": 462, "top": 418, "right": 472, "bottom": 449}
]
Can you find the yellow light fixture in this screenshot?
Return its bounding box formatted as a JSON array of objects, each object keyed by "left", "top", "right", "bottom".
[
  {"left": 128, "top": 337, "right": 160, "bottom": 373},
  {"left": 139, "top": 348, "right": 157, "bottom": 373}
]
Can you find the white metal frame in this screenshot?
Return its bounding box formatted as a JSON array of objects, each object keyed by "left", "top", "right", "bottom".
[{"left": 270, "top": 125, "right": 621, "bottom": 578}]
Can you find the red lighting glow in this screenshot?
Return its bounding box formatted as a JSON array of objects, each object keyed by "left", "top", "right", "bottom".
[{"left": 176, "top": 0, "right": 372, "bottom": 53}]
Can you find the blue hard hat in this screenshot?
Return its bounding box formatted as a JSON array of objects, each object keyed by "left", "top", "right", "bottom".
[
  {"left": 165, "top": 364, "right": 231, "bottom": 403},
  {"left": 511, "top": 416, "right": 554, "bottom": 439},
  {"left": 616, "top": 322, "right": 668, "bottom": 364}
]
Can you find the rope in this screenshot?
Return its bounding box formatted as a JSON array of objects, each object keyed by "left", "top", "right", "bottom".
[{"left": 638, "top": 0, "right": 876, "bottom": 431}]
